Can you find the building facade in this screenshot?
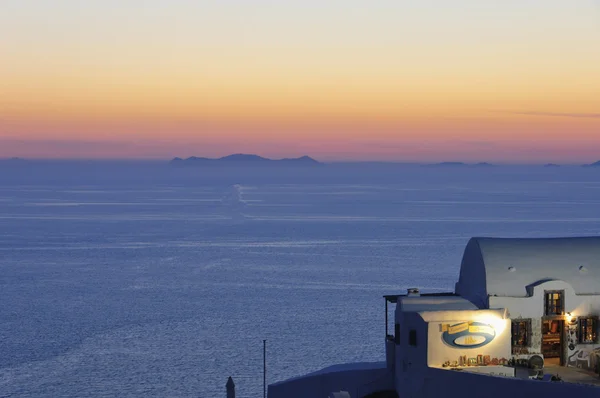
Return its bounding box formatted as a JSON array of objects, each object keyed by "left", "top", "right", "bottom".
[
  {"left": 456, "top": 237, "right": 600, "bottom": 372},
  {"left": 268, "top": 237, "right": 600, "bottom": 397}
]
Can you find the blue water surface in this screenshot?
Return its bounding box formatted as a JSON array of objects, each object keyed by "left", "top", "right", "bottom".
[{"left": 1, "top": 162, "right": 599, "bottom": 397}]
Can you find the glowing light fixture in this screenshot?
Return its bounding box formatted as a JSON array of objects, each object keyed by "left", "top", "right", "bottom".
[
  {"left": 566, "top": 312, "right": 576, "bottom": 324},
  {"left": 480, "top": 315, "right": 507, "bottom": 337}
]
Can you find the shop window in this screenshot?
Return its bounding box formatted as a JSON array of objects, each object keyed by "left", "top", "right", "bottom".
[
  {"left": 544, "top": 291, "right": 564, "bottom": 316},
  {"left": 579, "top": 317, "right": 598, "bottom": 344},
  {"left": 511, "top": 319, "right": 531, "bottom": 347},
  {"left": 409, "top": 330, "right": 417, "bottom": 346}
]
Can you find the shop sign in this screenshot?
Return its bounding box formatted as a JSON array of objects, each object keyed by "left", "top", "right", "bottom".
[{"left": 442, "top": 321, "right": 496, "bottom": 348}]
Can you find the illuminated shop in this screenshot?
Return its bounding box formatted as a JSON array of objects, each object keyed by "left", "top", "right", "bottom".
[
  {"left": 456, "top": 237, "right": 600, "bottom": 372},
  {"left": 268, "top": 237, "right": 600, "bottom": 398},
  {"left": 386, "top": 291, "right": 515, "bottom": 378}
]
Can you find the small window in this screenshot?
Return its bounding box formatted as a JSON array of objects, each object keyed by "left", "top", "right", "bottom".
[
  {"left": 544, "top": 291, "right": 564, "bottom": 316},
  {"left": 409, "top": 330, "right": 417, "bottom": 346},
  {"left": 511, "top": 319, "right": 531, "bottom": 347},
  {"left": 579, "top": 317, "right": 598, "bottom": 344},
  {"left": 394, "top": 323, "right": 400, "bottom": 345}
]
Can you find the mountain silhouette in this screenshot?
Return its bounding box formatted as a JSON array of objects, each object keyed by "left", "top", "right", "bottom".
[{"left": 169, "top": 154, "right": 322, "bottom": 167}]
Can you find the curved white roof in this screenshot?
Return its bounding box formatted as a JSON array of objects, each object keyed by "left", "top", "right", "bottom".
[{"left": 455, "top": 237, "right": 600, "bottom": 307}]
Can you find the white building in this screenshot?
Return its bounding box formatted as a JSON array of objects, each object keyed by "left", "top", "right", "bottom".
[
  {"left": 268, "top": 237, "right": 600, "bottom": 398},
  {"left": 456, "top": 237, "right": 600, "bottom": 371},
  {"left": 389, "top": 291, "right": 515, "bottom": 397}
]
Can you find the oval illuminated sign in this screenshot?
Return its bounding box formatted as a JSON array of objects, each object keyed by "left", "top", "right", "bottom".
[{"left": 442, "top": 321, "right": 496, "bottom": 348}]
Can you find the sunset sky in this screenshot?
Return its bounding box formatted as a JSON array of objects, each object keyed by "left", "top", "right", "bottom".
[{"left": 1, "top": 0, "right": 600, "bottom": 162}]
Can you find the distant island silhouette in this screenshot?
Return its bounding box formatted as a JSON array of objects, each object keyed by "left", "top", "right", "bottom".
[
  {"left": 170, "top": 154, "right": 322, "bottom": 167},
  {"left": 3, "top": 157, "right": 599, "bottom": 168},
  {"left": 430, "top": 161, "right": 468, "bottom": 167},
  {"left": 0, "top": 157, "right": 27, "bottom": 163},
  {"left": 424, "top": 162, "right": 495, "bottom": 168}
]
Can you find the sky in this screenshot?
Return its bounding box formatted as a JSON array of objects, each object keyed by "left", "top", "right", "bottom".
[{"left": 1, "top": 0, "right": 600, "bottom": 162}]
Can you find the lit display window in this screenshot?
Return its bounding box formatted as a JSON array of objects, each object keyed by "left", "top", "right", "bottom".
[
  {"left": 578, "top": 317, "right": 598, "bottom": 344},
  {"left": 511, "top": 319, "right": 531, "bottom": 347},
  {"left": 544, "top": 291, "right": 564, "bottom": 316}
]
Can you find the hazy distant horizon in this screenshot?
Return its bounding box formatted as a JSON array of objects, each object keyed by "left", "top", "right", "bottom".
[
  {"left": 1, "top": 138, "right": 600, "bottom": 165},
  {"left": 0, "top": 155, "right": 595, "bottom": 167}
]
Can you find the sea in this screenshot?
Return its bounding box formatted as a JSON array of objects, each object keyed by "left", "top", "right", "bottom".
[{"left": 1, "top": 161, "right": 599, "bottom": 397}]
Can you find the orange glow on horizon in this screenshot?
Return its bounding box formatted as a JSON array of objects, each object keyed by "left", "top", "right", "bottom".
[{"left": 1, "top": 1, "right": 599, "bottom": 162}]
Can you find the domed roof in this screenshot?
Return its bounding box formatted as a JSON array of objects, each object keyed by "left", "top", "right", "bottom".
[{"left": 455, "top": 237, "right": 600, "bottom": 307}]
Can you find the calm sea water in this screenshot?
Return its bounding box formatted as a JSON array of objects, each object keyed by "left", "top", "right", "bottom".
[{"left": 1, "top": 162, "right": 600, "bottom": 397}]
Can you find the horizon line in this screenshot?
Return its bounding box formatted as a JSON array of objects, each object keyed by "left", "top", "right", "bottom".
[{"left": 0, "top": 156, "right": 595, "bottom": 166}]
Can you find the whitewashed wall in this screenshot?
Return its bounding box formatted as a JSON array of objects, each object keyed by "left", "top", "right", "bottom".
[
  {"left": 395, "top": 312, "right": 428, "bottom": 370},
  {"left": 426, "top": 319, "right": 511, "bottom": 367},
  {"left": 490, "top": 280, "right": 600, "bottom": 369}
]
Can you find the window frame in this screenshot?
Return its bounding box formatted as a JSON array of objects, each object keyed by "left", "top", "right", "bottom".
[
  {"left": 511, "top": 319, "right": 532, "bottom": 347},
  {"left": 409, "top": 329, "right": 417, "bottom": 346},
  {"left": 578, "top": 316, "right": 599, "bottom": 344},
  {"left": 544, "top": 290, "right": 565, "bottom": 316}
]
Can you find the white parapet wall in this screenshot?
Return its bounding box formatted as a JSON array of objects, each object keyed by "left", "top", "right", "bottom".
[
  {"left": 267, "top": 362, "right": 394, "bottom": 398},
  {"left": 421, "top": 367, "right": 600, "bottom": 398},
  {"left": 432, "top": 365, "right": 515, "bottom": 378}
]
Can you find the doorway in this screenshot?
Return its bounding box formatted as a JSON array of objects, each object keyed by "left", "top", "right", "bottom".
[{"left": 542, "top": 319, "right": 564, "bottom": 366}]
